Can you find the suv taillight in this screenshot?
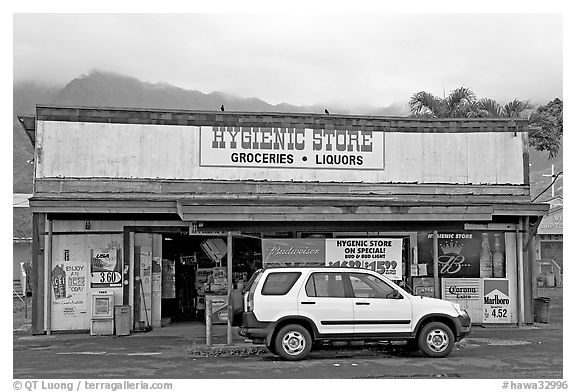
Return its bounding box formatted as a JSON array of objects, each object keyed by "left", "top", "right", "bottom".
[
  {"left": 244, "top": 270, "right": 263, "bottom": 313},
  {"left": 247, "top": 292, "right": 255, "bottom": 312}
]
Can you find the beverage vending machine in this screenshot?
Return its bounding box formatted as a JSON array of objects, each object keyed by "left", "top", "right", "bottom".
[{"left": 90, "top": 290, "right": 114, "bottom": 335}]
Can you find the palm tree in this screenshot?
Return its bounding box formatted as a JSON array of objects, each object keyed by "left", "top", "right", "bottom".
[
  {"left": 409, "top": 87, "right": 533, "bottom": 119},
  {"left": 408, "top": 87, "right": 561, "bottom": 158},
  {"left": 409, "top": 87, "right": 478, "bottom": 118}
]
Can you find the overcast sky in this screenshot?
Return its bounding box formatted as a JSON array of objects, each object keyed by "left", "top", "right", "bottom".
[{"left": 13, "top": 13, "right": 563, "bottom": 108}]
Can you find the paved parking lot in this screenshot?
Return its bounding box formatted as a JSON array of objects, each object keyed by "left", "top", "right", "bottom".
[{"left": 13, "top": 287, "right": 563, "bottom": 379}]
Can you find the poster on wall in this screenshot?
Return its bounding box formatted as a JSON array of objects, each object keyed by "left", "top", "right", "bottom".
[
  {"left": 162, "top": 259, "right": 176, "bottom": 299},
  {"left": 442, "top": 278, "right": 483, "bottom": 323},
  {"left": 417, "top": 232, "right": 506, "bottom": 278},
  {"left": 483, "top": 279, "right": 512, "bottom": 324},
  {"left": 51, "top": 259, "right": 87, "bottom": 316},
  {"left": 325, "top": 238, "right": 403, "bottom": 280},
  {"left": 412, "top": 277, "right": 435, "bottom": 298},
  {"left": 199, "top": 126, "right": 385, "bottom": 170},
  {"left": 262, "top": 239, "right": 325, "bottom": 268},
  {"left": 90, "top": 249, "right": 122, "bottom": 288}
]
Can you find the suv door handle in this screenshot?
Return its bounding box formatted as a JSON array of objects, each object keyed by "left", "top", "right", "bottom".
[
  {"left": 355, "top": 302, "right": 371, "bottom": 305},
  {"left": 301, "top": 301, "right": 316, "bottom": 305}
]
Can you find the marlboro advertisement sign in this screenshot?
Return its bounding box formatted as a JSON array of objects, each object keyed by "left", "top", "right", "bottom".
[
  {"left": 483, "top": 279, "right": 512, "bottom": 323},
  {"left": 200, "top": 126, "right": 385, "bottom": 170}
]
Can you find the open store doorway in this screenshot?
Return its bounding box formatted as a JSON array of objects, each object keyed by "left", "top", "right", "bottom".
[{"left": 159, "top": 233, "right": 262, "bottom": 325}]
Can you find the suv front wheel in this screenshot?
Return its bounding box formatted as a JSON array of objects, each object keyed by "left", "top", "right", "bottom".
[
  {"left": 418, "top": 322, "right": 455, "bottom": 358},
  {"left": 274, "top": 324, "right": 312, "bottom": 361}
]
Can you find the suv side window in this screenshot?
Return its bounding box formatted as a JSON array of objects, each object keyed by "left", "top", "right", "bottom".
[
  {"left": 349, "top": 273, "right": 401, "bottom": 299},
  {"left": 305, "top": 273, "right": 346, "bottom": 298},
  {"left": 261, "top": 272, "right": 301, "bottom": 295}
]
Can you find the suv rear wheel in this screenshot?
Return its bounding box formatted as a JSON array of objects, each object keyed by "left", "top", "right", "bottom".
[
  {"left": 274, "top": 324, "right": 312, "bottom": 361},
  {"left": 418, "top": 322, "right": 455, "bottom": 358}
]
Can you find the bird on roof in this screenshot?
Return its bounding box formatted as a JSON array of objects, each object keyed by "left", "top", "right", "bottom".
[
  {"left": 220, "top": 105, "right": 225, "bottom": 111},
  {"left": 324, "top": 109, "right": 330, "bottom": 115}
]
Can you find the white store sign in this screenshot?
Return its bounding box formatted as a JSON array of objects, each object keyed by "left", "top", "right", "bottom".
[
  {"left": 325, "top": 238, "right": 403, "bottom": 280},
  {"left": 200, "top": 126, "right": 385, "bottom": 170}
]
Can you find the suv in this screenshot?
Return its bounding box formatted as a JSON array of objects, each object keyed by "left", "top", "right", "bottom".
[{"left": 229, "top": 267, "right": 471, "bottom": 361}]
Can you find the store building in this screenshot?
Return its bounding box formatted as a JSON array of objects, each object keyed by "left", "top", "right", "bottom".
[
  {"left": 13, "top": 194, "right": 33, "bottom": 297},
  {"left": 18, "top": 105, "right": 548, "bottom": 334}
]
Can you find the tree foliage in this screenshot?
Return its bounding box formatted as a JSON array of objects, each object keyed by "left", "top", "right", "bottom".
[
  {"left": 408, "top": 87, "right": 562, "bottom": 158},
  {"left": 528, "top": 98, "right": 563, "bottom": 159}
]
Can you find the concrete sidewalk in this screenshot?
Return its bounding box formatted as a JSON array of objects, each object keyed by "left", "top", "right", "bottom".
[{"left": 14, "top": 286, "right": 563, "bottom": 352}]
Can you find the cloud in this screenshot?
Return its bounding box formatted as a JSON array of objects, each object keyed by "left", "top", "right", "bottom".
[{"left": 13, "top": 13, "right": 563, "bottom": 107}]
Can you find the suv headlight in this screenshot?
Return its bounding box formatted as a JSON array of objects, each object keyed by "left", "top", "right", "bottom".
[{"left": 451, "top": 303, "right": 468, "bottom": 316}]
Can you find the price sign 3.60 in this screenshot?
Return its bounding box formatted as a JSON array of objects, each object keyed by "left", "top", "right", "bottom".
[{"left": 91, "top": 272, "right": 122, "bottom": 287}]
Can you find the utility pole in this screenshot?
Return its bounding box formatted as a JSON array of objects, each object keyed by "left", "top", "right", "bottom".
[{"left": 542, "top": 164, "right": 555, "bottom": 199}]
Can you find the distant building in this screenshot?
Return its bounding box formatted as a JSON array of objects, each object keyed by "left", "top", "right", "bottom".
[
  {"left": 13, "top": 194, "right": 32, "bottom": 296},
  {"left": 535, "top": 196, "right": 563, "bottom": 286}
]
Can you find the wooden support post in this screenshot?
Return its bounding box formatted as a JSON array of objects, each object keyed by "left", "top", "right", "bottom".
[
  {"left": 523, "top": 217, "right": 534, "bottom": 324},
  {"left": 46, "top": 219, "right": 53, "bottom": 335},
  {"left": 432, "top": 231, "right": 440, "bottom": 299},
  {"left": 31, "top": 213, "right": 46, "bottom": 335},
  {"left": 205, "top": 298, "right": 212, "bottom": 347},
  {"left": 516, "top": 218, "right": 525, "bottom": 325},
  {"left": 227, "top": 231, "right": 233, "bottom": 345}
]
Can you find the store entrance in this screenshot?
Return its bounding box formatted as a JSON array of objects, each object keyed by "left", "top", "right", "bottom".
[{"left": 160, "top": 233, "right": 261, "bottom": 325}]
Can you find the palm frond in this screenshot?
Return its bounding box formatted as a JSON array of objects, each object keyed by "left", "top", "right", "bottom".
[
  {"left": 477, "top": 98, "right": 503, "bottom": 117},
  {"left": 502, "top": 99, "right": 533, "bottom": 118},
  {"left": 446, "top": 87, "right": 477, "bottom": 117},
  {"left": 408, "top": 91, "right": 444, "bottom": 117}
]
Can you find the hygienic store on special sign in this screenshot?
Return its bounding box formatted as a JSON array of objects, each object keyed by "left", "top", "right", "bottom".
[{"left": 18, "top": 106, "right": 548, "bottom": 334}]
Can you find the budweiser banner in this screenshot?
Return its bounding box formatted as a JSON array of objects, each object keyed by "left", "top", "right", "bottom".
[
  {"left": 483, "top": 279, "right": 512, "bottom": 323},
  {"left": 200, "top": 126, "right": 385, "bottom": 170},
  {"left": 261, "top": 239, "right": 326, "bottom": 268}
]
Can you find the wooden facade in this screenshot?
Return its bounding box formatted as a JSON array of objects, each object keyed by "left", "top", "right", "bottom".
[{"left": 35, "top": 119, "right": 526, "bottom": 185}]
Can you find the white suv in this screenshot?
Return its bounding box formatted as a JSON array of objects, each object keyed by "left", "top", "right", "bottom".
[{"left": 229, "top": 267, "right": 471, "bottom": 361}]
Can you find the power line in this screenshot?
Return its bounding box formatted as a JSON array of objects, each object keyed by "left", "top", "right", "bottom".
[{"left": 531, "top": 171, "right": 563, "bottom": 202}]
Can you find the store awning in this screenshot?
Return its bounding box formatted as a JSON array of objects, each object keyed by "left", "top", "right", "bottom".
[
  {"left": 176, "top": 197, "right": 549, "bottom": 222},
  {"left": 28, "top": 193, "right": 549, "bottom": 221}
]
